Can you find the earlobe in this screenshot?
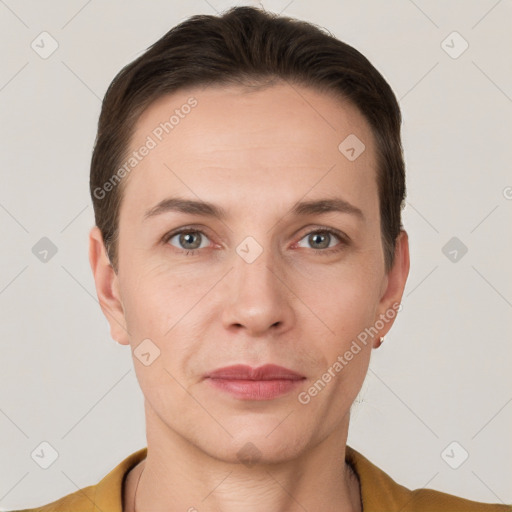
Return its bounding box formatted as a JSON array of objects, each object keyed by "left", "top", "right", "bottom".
[{"left": 88, "top": 226, "right": 130, "bottom": 345}]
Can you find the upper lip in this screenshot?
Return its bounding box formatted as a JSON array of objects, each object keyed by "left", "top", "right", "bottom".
[{"left": 206, "top": 364, "right": 305, "bottom": 381}]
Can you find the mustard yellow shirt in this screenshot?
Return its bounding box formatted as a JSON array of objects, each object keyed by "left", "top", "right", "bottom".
[{"left": 12, "top": 445, "right": 511, "bottom": 511}]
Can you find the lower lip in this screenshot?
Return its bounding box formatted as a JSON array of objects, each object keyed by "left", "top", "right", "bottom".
[{"left": 206, "top": 378, "right": 303, "bottom": 400}]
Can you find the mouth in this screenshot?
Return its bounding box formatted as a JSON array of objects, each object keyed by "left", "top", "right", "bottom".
[{"left": 204, "top": 364, "right": 306, "bottom": 401}]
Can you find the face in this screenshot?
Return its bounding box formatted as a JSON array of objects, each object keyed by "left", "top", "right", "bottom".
[{"left": 89, "top": 82, "right": 409, "bottom": 464}]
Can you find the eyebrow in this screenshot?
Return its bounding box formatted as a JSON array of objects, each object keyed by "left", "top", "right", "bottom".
[{"left": 143, "top": 197, "right": 364, "bottom": 222}]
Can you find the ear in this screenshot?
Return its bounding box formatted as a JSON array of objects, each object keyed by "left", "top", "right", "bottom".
[
  {"left": 373, "top": 230, "right": 410, "bottom": 346},
  {"left": 88, "top": 226, "right": 130, "bottom": 345}
]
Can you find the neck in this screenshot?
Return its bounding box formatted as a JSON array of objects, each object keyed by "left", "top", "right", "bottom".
[{"left": 124, "top": 407, "right": 362, "bottom": 512}]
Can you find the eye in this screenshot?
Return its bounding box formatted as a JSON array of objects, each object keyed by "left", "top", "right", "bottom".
[
  {"left": 296, "top": 228, "right": 346, "bottom": 254},
  {"left": 162, "top": 226, "right": 348, "bottom": 257},
  {"left": 164, "top": 229, "right": 211, "bottom": 254}
]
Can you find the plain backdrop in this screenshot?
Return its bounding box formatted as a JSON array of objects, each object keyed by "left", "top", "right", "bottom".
[{"left": 1, "top": 0, "right": 511, "bottom": 509}]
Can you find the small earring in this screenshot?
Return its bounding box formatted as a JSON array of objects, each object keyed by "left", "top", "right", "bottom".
[{"left": 377, "top": 336, "right": 385, "bottom": 348}]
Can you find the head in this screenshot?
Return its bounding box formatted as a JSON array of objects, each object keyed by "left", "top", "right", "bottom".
[{"left": 89, "top": 6, "right": 409, "bottom": 463}]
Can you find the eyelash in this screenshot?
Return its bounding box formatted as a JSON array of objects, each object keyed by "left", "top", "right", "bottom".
[{"left": 162, "top": 226, "right": 348, "bottom": 257}]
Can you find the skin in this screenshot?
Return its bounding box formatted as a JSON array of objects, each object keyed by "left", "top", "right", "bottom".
[{"left": 89, "top": 82, "right": 410, "bottom": 512}]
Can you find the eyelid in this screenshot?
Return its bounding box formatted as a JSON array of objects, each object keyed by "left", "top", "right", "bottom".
[{"left": 295, "top": 225, "right": 349, "bottom": 244}]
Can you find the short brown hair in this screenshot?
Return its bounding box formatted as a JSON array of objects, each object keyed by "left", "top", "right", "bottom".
[{"left": 90, "top": 6, "right": 406, "bottom": 273}]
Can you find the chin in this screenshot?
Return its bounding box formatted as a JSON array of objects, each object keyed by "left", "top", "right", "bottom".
[{"left": 198, "top": 428, "right": 312, "bottom": 466}]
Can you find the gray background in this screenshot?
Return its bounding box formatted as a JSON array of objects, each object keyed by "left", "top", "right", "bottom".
[{"left": 1, "top": 0, "right": 511, "bottom": 509}]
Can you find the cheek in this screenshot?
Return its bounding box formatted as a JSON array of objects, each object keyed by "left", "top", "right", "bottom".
[
  {"left": 295, "top": 262, "right": 380, "bottom": 335},
  {"left": 120, "top": 262, "right": 218, "bottom": 352},
  {"left": 121, "top": 270, "right": 201, "bottom": 394},
  {"left": 293, "top": 266, "right": 380, "bottom": 398},
  {"left": 119, "top": 265, "right": 180, "bottom": 339}
]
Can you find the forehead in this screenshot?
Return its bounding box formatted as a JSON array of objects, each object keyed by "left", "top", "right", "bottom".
[{"left": 120, "top": 82, "right": 378, "bottom": 223}]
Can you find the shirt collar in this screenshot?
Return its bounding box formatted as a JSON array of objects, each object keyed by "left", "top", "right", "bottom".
[{"left": 93, "top": 444, "right": 410, "bottom": 511}]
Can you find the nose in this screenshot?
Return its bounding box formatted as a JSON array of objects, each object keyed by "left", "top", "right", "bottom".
[{"left": 220, "top": 243, "right": 295, "bottom": 337}]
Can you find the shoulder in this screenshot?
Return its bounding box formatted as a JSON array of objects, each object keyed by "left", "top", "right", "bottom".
[
  {"left": 402, "top": 487, "right": 512, "bottom": 511},
  {"left": 9, "top": 483, "right": 96, "bottom": 511},
  {"left": 10, "top": 447, "right": 147, "bottom": 512},
  {"left": 345, "top": 445, "right": 511, "bottom": 512}
]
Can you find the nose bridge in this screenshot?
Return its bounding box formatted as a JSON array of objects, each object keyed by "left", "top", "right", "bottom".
[
  {"left": 222, "top": 233, "right": 292, "bottom": 333},
  {"left": 233, "top": 233, "right": 280, "bottom": 302}
]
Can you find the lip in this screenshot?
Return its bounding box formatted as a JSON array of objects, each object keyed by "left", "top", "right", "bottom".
[
  {"left": 206, "top": 364, "right": 305, "bottom": 380},
  {"left": 205, "top": 364, "right": 306, "bottom": 400}
]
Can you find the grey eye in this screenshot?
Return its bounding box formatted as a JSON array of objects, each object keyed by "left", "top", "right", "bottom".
[
  {"left": 168, "top": 231, "right": 209, "bottom": 250},
  {"left": 297, "top": 230, "right": 340, "bottom": 250}
]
